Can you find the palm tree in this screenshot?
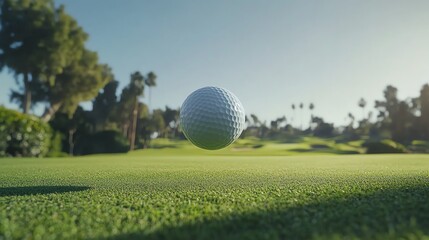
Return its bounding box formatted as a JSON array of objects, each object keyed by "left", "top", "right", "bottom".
[
  {"left": 299, "top": 102, "right": 304, "bottom": 130},
  {"left": 309, "top": 103, "right": 315, "bottom": 129},
  {"left": 277, "top": 116, "right": 286, "bottom": 129},
  {"left": 250, "top": 114, "right": 260, "bottom": 127},
  {"left": 309, "top": 103, "right": 315, "bottom": 112},
  {"left": 291, "top": 104, "right": 296, "bottom": 127},
  {"left": 358, "top": 98, "right": 367, "bottom": 120},
  {"left": 145, "top": 72, "right": 157, "bottom": 110},
  {"left": 348, "top": 112, "right": 355, "bottom": 127},
  {"left": 129, "top": 71, "right": 145, "bottom": 151}
]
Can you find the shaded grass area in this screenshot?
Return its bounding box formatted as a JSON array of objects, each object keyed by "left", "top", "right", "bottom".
[
  {"left": 117, "top": 185, "right": 429, "bottom": 240},
  {"left": 0, "top": 186, "right": 90, "bottom": 197},
  {"left": 1, "top": 154, "right": 429, "bottom": 239}
]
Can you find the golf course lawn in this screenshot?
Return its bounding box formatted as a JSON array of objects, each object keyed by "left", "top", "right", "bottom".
[{"left": 1, "top": 153, "right": 429, "bottom": 240}]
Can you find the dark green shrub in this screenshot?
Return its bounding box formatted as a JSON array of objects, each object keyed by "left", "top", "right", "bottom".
[
  {"left": 75, "top": 130, "right": 129, "bottom": 155},
  {"left": 408, "top": 140, "right": 429, "bottom": 153},
  {"left": 363, "top": 139, "right": 408, "bottom": 154},
  {"left": 0, "top": 107, "right": 52, "bottom": 157}
]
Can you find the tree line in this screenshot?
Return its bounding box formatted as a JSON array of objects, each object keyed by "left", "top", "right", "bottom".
[
  {"left": 48, "top": 74, "right": 181, "bottom": 155},
  {"left": 244, "top": 84, "right": 429, "bottom": 149},
  {"left": 0, "top": 0, "right": 180, "bottom": 155}
]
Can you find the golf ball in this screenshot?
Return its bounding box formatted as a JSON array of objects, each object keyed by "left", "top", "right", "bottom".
[{"left": 180, "top": 86, "right": 245, "bottom": 150}]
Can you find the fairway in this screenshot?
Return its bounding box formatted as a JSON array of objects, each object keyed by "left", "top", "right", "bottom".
[{"left": 1, "top": 153, "right": 429, "bottom": 240}]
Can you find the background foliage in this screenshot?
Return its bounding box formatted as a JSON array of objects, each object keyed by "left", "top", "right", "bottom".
[
  {"left": 0, "top": 106, "right": 51, "bottom": 157},
  {"left": 2, "top": 0, "right": 429, "bottom": 156}
]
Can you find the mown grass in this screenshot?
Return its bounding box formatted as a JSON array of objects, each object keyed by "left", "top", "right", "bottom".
[{"left": 1, "top": 147, "right": 429, "bottom": 239}]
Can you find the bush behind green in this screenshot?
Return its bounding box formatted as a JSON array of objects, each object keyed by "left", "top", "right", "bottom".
[
  {"left": 74, "top": 130, "right": 129, "bottom": 155},
  {"left": 0, "top": 107, "right": 52, "bottom": 157},
  {"left": 363, "top": 139, "right": 408, "bottom": 154}
]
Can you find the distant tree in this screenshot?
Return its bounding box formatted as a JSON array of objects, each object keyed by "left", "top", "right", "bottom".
[
  {"left": 120, "top": 71, "right": 145, "bottom": 150},
  {"left": 162, "top": 106, "right": 179, "bottom": 138},
  {"left": 311, "top": 116, "right": 334, "bottom": 138},
  {"left": 299, "top": 102, "right": 304, "bottom": 130},
  {"left": 145, "top": 72, "right": 157, "bottom": 110},
  {"left": 394, "top": 101, "right": 414, "bottom": 142},
  {"left": 375, "top": 85, "right": 415, "bottom": 143},
  {"left": 117, "top": 89, "right": 133, "bottom": 137},
  {"left": 375, "top": 86, "right": 398, "bottom": 118},
  {"left": 309, "top": 103, "right": 315, "bottom": 128},
  {"left": 134, "top": 102, "right": 150, "bottom": 147},
  {"left": 419, "top": 84, "right": 429, "bottom": 139},
  {"left": 277, "top": 116, "right": 286, "bottom": 128},
  {"left": 41, "top": 50, "right": 113, "bottom": 122},
  {"left": 152, "top": 109, "right": 166, "bottom": 137},
  {"left": 259, "top": 122, "right": 270, "bottom": 139},
  {"left": 250, "top": 114, "right": 260, "bottom": 127},
  {"left": 270, "top": 116, "right": 286, "bottom": 133},
  {"left": 64, "top": 108, "right": 90, "bottom": 156},
  {"left": 374, "top": 86, "right": 398, "bottom": 139},
  {"left": 291, "top": 104, "right": 296, "bottom": 127},
  {"left": 348, "top": 113, "right": 355, "bottom": 127},
  {"left": 92, "top": 80, "right": 119, "bottom": 130},
  {"left": 0, "top": 0, "right": 87, "bottom": 113},
  {"left": 270, "top": 120, "right": 278, "bottom": 131},
  {"left": 49, "top": 106, "right": 92, "bottom": 156},
  {"left": 358, "top": 98, "right": 367, "bottom": 120},
  {"left": 138, "top": 108, "right": 165, "bottom": 148},
  {"left": 309, "top": 103, "right": 315, "bottom": 112},
  {"left": 356, "top": 118, "right": 371, "bottom": 137}
]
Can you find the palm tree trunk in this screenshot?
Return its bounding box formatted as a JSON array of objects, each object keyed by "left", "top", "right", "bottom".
[
  {"left": 292, "top": 110, "right": 295, "bottom": 127},
  {"left": 148, "top": 87, "right": 152, "bottom": 111},
  {"left": 23, "top": 73, "right": 31, "bottom": 114},
  {"left": 129, "top": 98, "right": 138, "bottom": 151}
]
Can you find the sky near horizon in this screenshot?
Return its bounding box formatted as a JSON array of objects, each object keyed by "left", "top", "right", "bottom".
[{"left": 1, "top": 0, "right": 429, "bottom": 126}]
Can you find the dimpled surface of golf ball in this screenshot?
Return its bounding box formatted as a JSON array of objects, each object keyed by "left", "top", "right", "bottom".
[{"left": 180, "top": 86, "right": 245, "bottom": 150}]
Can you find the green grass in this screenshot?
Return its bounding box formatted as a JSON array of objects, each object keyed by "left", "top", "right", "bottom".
[{"left": 1, "top": 146, "right": 429, "bottom": 239}]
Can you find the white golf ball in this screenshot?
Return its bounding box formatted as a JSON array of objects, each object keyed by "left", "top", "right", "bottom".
[{"left": 180, "top": 86, "right": 245, "bottom": 150}]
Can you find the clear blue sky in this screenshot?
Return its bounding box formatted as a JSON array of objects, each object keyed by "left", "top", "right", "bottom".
[{"left": 1, "top": 0, "right": 429, "bottom": 126}]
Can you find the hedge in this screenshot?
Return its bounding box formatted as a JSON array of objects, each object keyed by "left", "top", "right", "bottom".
[
  {"left": 74, "top": 130, "right": 129, "bottom": 155},
  {"left": 0, "top": 106, "right": 52, "bottom": 157}
]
